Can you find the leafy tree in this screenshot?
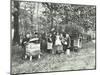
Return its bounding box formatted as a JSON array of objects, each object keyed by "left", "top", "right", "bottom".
[
  {"left": 42, "top": 3, "right": 60, "bottom": 29},
  {"left": 19, "top": 2, "right": 35, "bottom": 35}
]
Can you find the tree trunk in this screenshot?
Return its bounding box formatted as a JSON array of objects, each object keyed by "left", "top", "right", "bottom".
[
  {"left": 64, "top": 8, "right": 68, "bottom": 24},
  {"left": 50, "top": 8, "right": 53, "bottom": 29},
  {"left": 13, "top": 1, "right": 20, "bottom": 45}
]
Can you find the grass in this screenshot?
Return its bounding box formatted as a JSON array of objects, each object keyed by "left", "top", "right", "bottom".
[{"left": 11, "top": 40, "right": 96, "bottom": 74}]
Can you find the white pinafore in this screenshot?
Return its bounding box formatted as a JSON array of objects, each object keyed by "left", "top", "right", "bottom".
[{"left": 55, "top": 35, "right": 62, "bottom": 46}]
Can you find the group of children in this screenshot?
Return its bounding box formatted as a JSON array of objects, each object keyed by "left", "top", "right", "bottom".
[
  {"left": 21, "top": 30, "right": 71, "bottom": 58},
  {"left": 46, "top": 32, "right": 71, "bottom": 54}
]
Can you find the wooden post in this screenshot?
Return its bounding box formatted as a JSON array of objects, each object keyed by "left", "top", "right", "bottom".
[
  {"left": 38, "top": 54, "right": 40, "bottom": 59},
  {"left": 66, "top": 49, "right": 70, "bottom": 56},
  {"left": 77, "top": 39, "right": 80, "bottom": 48},
  {"left": 25, "top": 55, "right": 27, "bottom": 59}
]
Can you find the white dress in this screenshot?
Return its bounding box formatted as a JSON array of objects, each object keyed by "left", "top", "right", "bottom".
[
  {"left": 47, "top": 38, "right": 53, "bottom": 49},
  {"left": 55, "top": 35, "right": 62, "bottom": 46}
]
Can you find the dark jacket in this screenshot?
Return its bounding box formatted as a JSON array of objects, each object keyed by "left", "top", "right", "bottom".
[
  {"left": 48, "top": 37, "right": 52, "bottom": 43},
  {"left": 22, "top": 37, "right": 30, "bottom": 47}
]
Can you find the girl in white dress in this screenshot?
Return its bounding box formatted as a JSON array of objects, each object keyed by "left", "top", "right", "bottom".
[
  {"left": 55, "top": 33, "right": 62, "bottom": 53},
  {"left": 55, "top": 33, "right": 62, "bottom": 45}
]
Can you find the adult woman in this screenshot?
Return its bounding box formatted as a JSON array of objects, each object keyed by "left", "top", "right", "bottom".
[
  {"left": 40, "top": 32, "right": 47, "bottom": 53},
  {"left": 21, "top": 33, "right": 30, "bottom": 58}
]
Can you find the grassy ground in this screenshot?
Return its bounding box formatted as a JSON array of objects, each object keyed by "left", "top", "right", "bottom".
[{"left": 11, "top": 40, "right": 96, "bottom": 74}]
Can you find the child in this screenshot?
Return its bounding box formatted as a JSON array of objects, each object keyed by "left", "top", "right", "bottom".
[
  {"left": 55, "top": 33, "right": 62, "bottom": 53},
  {"left": 47, "top": 33, "right": 53, "bottom": 53},
  {"left": 62, "top": 33, "right": 71, "bottom": 54}
]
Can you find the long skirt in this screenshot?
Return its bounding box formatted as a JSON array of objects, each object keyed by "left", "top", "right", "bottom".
[
  {"left": 63, "top": 45, "right": 68, "bottom": 52},
  {"left": 40, "top": 40, "right": 47, "bottom": 52},
  {"left": 55, "top": 39, "right": 62, "bottom": 46},
  {"left": 55, "top": 45, "right": 63, "bottom": 53}
]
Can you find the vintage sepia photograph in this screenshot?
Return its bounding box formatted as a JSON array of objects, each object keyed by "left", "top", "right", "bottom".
[{"left": 11, "top": 0, "right": 96, "bottom": 74}]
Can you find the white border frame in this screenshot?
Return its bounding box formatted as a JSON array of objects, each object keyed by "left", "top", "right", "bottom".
[{"left": 0, "top": 0, "right": 99, "bottom": 75}]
